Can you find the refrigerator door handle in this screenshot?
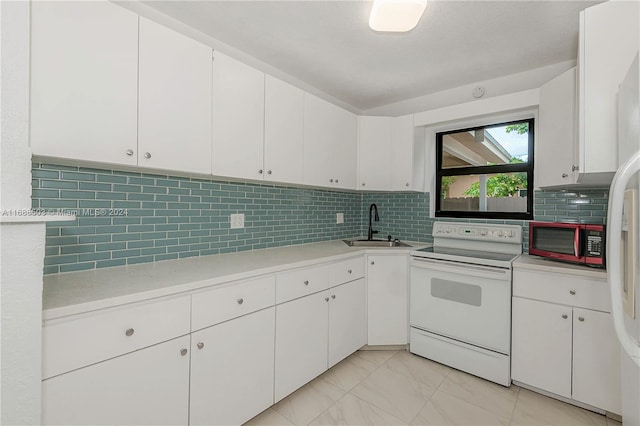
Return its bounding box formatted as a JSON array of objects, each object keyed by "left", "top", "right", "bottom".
[{"left": 607, "top": 150, "right": 640, "bottom": 368}]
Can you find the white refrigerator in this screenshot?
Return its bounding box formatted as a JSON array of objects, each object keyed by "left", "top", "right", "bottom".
[{"left": 608, "top": 52, "right": 640, "bottom": 426}]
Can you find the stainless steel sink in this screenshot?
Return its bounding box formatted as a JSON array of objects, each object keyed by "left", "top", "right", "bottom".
[{"left": 343, "top": 239, "right": 412, "bottom": 248}]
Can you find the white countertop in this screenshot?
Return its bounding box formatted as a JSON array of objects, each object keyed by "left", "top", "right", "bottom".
[
  {"left": 43, "top": 239, "right": 429, "bottom": 320},
  {"left": 513, "top": 254, "right": 608, "bottom": 280}
]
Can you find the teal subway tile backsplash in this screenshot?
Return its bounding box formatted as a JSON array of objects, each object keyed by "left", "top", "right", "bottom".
[
  {"left": 33, "top": 162, "right": 610, "bottom": 274},
  {"left": 34, "top": 163, "right": 362, "bottom": 274}
]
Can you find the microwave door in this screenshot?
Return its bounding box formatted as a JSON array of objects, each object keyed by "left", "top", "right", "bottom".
[{"left": 531, "top": 226, "right": 582, "bottom": 261}]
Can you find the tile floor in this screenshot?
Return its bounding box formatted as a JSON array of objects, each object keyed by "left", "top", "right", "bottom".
[{"left": 245, "top": 350, "right": 622, "bottom": 426}]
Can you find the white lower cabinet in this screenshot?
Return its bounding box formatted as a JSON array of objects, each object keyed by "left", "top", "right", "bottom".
[
  {"left": 42, "top": 335, "right": 191, "bottom": 425},
  {"left": 274, "top": 290, "right": 330, "bottom": 402},
  {"left": 328, "top": 278, "right": 366, "bottom": 367},
  {"left": 511, "top": 265, "right": 621, "bottom": 414},
  {"left": 367, "top": 255, "right": 408, "bottom": 345},
  {"left": 189, "top": 307, "right": 275, "bottom": 426}
]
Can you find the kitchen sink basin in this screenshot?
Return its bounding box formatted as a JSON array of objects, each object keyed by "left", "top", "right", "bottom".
[{"left": 343, "top": 239, "right": 412, "bottom": 248}]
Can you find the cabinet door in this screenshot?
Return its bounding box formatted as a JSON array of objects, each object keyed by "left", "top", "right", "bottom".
[
  {"left": 212, "top": 51, "right": 265, "bottom": 180},
  {"left": 536, "top": 68, "right": 577, "bottom": 188},
  {"left": 303, "top": 94, "right": 357, "bottom": 189},
  {"left": 328, "top": 279, "right": 366, "bottom": 367},
  {"left": 572, "top": 308, "right": 622, "bottom": 414},
  {"left": 138, "top": 18, "right": 212, "bottom": 174},
  {"left": 264, "top": 76, "right": 304, "bottom": 184},
  {"left": 511, "top": 297, "right": 572, "bottom": 398},
  {"left": 358, "top": 116, "right": 392, "bottom": 190},
  {"left": 579, "top": 1, "right": 639, "bottom": 177},
  {"left": 190, "top": 308, "right": 275, "bottom": 426},
  {"left": 274, "top": 291, "right": 329, "bottom": 402},
  {"left": 30, "top": 1, "right": 138, "bottom": 165},
  {"left": 367, "top": 255, "right": 408, "bottom": 345},
  {"left": 391, "top": 114, "right": 416, "bottom": 191},
  {"left": 42, "top": 336, "right": 190, "bottom": 425}
]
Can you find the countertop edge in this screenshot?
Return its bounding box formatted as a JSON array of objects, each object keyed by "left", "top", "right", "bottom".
[{"left": 513, "top": 254, "right": 607, "bottom": 279}]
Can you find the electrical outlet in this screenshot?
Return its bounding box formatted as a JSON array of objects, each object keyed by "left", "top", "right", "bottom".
[
  {"left": 230, "top": 213, "right": 244, "bottom": 229},
  {"left": 336, "top": 213, "right": 344, "bottom": 224}
]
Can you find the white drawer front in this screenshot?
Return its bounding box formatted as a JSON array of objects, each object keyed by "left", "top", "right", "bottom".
[
  {"left": 276, "top": 265, "right": 329, "bottom": 304},
  {"left": 513, "top": 269, "right": 610, "bottom": 312},
  {"left": 43, "top": 295, "right": 190, "bottom": 379},
  {"left": 191, "top": 275, "right": 275, "bottom": 331},
  {"left": 329, "top": 256, "right": 364, "bottom": 286}
]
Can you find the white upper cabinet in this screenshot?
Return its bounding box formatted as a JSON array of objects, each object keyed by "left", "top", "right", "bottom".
[
  {"left": 536, "top": 68, "right": 578, "bottom": 188},
  {"left": 578, "top": 1, "right": 639, "bottom": 183},
  {"left": 212, "top": 51, "right": 265, "bottom": 180},
  {"left": 358, "top": 115, "right": 420, "bottom": 191},
  {"left": 30, "top": 1, "right": 138, "bottom": 165},
  {"left": 303, "top": 94, "right": 357, "bottom": 189},
  {"left": 138, "top": 18, "right": 212, "bottom": 175},
  {"left": 264, "top": 76, "right": 305, "bottom": 184},
  {"left": 358, "top": 117, "right": 393, "bottom": 190}
]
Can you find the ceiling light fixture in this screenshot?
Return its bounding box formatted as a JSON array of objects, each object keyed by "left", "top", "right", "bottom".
[{"left": 369, "top": 0, "right": 428, "bottom": 33}]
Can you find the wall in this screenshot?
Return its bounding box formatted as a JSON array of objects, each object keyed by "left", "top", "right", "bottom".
[
  {"left": 33, "top": 163, "right": 361, "bottom": 274},
  {"left": 0, "top": 2, "right": 45, "bottom": 424}
]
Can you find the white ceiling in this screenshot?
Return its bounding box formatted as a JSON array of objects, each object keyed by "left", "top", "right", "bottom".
[{"left": 141, "top": 0, "right": 602, "bottom": 111}]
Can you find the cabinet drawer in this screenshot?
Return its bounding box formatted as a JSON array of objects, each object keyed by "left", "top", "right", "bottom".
[
  {"left": 329, "top": 256, "right": 365, "bottom": 286},
  {"left": 276, "top": 265, "right": 329, "bottom": 304},
  {"left": 43, "top": 295, "right": 190, "bottom": 379},
  {"left": 191, "top": 275, "right": 275, "bottom": 331},
  {"left": 513, "top": 269, "right": 610, "bottom": 312}
]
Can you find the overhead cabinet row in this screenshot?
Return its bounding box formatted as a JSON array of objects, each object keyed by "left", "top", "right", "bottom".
[{"left": 30, "top": 1, "right": 421, "bottom": 191}]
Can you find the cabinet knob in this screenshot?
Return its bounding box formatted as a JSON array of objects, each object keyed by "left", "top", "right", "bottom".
[
  {"left": 405, "top": 183, "right": 410, "bottom": 187},
  {"left": 562, "top": 173, "right": 568, "bottom": 178},
  {"left": 197, "top": 342, "right": 205, "bottom": 350},
  {"left": 325, "top": 297, "right": 329, "bottom": 302},
  {"left": 578, "top": 317, "right": 585, "bottom": 322},
  {"left": 125, "top": 328, "right": 134, "bottom": 337},
  {"left": 330, "top": 179, "right": 334, "bottom": 183},
  {"left": 258, "top": 169, "right": 263, "bottom": 174},
  {"left": 125, "top": 149, "right": 134, "bottom": 156},
  {"left": 562, "top": 314, "right": 568, "bottom": 319},
  {"left": 180, "top": 348, "right": 188, "bottom": 356},
  {"left": 569, "top": 290, "right": 576, "bottom": 295},
  {"left": 267, "top": 170, "right": 272, "bottom": 175},
  {"left": 371, "top": 261, "right": 375, "bottom": 265},
  {"left": 335, "top": 179, "right": 339, "bottom": 183},
  {"left": 572, "top": 165, "right": 579, "bottom": 172},
  {"left": 347, "top": 269, "right": 352, "bottom": 274},
  {"left": 362, "top": 183, "right": 366, "bottom": 187},
  {"left": 144, "top": 152, "right": 151, "bottom": 159},
  {"left": 237, "top": 298, "right": 244, "bottom": 305},
  {"left": 304, "top": 280, "right": 309, "bottom": 285},
  {"left": 331, "top": 295, "right": 336, "bottom": 299}
]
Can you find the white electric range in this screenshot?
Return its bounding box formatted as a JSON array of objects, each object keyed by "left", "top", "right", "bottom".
[{"left": 409, "top": 221, "right": 523, "bottom": 386}]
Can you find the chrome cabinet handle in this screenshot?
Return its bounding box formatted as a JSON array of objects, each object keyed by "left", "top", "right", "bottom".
[
  {"left": 331, "top": 295, "right": 336, "bottom": 299},
  {"left": 197, "top": 342, "right": 205, "bottom": 350},
  {"left": 125, "top": 149, "right": 134, "bottom": 156},
  {"left": 125, "top": 328, "right": 134, "bottom": 337},
  {"left": 330, "top": 179, "right": 334, "bottom": 183},
  {"left": 180, "top": 348, "right": 188, "bottom": 356},
  {"left": 304, "top": 280, "right": 309, "bottom": 285},
  {"left": 347, "top": 269, "right": 352, "bottom": 274},
  {"left": 258, "top": 169, "right": 263, "bottom": 174},
  {"left": 237, "top": 298, "right": 244, "bottom": 305},
  {"left": 405, "top": 183, "right": 410, "bottom": 187},
  {"left": 569, "top": 290, "right": 576, "bottom": 295},
  {"left": 362, "top": 183, "right": 366, "bottom": 186},
  {"left": 562, "top": 314, "right": 568, "bottom": 319},
  {"left": 370, "top": 261, "right": 375, "bottom": 265},
  {"left": 144, "top": 152, "right": 151, "bottom": 159},
  {"left": 562, "top": 173, "right": 568, "bottom": 178},
  {"left": 335, "top": 179, "right": 339, "bottom": 183},
  {"left": 578, "top": 317, "right": 584, "bottom": 322},
  {"left": 267, "top": 170, "right": 272, "bottom": 175},
  {"left": 325, "top": 297, "right": 329, "bottom": 302},
  {"left": 572, "top": 165, "right": 579, "bottom": 172}
]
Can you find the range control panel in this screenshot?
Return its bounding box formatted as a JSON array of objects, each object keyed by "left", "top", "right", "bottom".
[{"left": 432, "top": 222, "right": 523, "bottom": 243}]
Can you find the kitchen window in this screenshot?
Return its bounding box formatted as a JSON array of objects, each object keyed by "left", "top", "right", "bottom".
[{"left": 435, "top": 118, "right": 534, "bottom": 220}]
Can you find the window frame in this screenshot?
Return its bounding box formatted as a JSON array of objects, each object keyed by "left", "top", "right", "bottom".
[{"left": 435, "top": 118, "right": 535, "bottom": 220}]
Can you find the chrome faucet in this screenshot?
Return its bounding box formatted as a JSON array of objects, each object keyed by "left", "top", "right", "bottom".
[{"left": 368, "top": 203, "right": 380, "bottom": 240}]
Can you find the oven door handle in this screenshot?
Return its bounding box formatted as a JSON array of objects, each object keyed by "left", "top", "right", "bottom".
[{"left": 410, "top": 257, "right": 510, "bottom": 279}]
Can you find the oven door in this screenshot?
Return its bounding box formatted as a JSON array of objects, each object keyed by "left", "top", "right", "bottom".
[{"left": 410, "top": 257, "right": 511, "bottom": 354}]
